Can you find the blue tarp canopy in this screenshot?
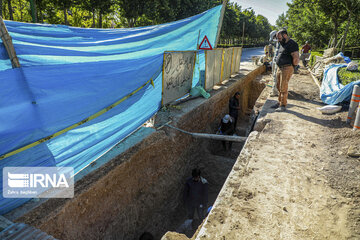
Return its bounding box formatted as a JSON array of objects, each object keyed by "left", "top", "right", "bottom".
[
  {"left": 320, "top": 64, "right": 360, "bottom": 105},
  {"left": 0, "top": 5, "right": 222, "bottom": 214}
]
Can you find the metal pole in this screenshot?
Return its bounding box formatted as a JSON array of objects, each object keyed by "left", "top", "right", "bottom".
[
  {"left": 242, "top": 21, "right": 245, "bottom": 46},
  {"left": 197, "top": 30, "right": 201, "bottom": 49}
]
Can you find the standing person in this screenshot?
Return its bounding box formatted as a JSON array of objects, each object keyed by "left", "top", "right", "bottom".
[
  {"left": 183, "top": 168, "right": 208, "bottom": 221},
  {"left": 300, "top": 41, "right": 312, "bottom": 67},
  {"left": 272, "top": 29, "right": 299, "bottom": 112},
  {"left": 269, "top": 30, "right": 280, "bottom": 97},
  {"left": 229, "top": 92, "right": 241, "bottom": 129},
  {"left": 263, "top": 43, "right": 274, "bottom": 71},
  {"left": 219, "top": 114, "right": 235, "bottom": 150}
]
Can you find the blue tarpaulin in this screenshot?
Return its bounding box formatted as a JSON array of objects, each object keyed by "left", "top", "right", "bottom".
[
  {"left": 320, "top": 64, "right": 360, "bottom": 105},
  {"left": 0, "top": 5, "right": 223, "bottom": 214}
]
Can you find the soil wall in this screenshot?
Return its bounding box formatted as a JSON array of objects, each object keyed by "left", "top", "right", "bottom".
[{"left": 17, "top": 65, "right": 265, "bottom": 240}]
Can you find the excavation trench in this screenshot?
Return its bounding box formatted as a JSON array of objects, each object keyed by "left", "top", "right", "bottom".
[{"left": 13, "top": 65, "right": 266, "bottom": 240}]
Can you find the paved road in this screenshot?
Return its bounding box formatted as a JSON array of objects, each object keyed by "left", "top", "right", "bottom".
[{"left": 241, "top": 47, "right": 264, "bottom": 62}]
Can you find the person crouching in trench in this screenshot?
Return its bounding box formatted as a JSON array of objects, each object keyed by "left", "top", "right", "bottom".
[{"left": 219, "top": 114, "right": 235, "bottom": 151}]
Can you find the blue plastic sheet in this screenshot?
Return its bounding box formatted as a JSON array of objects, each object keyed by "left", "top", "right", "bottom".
[
  {"left": 0, "top": 5, "right": 222, "bottom": 214},
  {"left": 338, "top": 52, "right": 351, "bottom": 64},
  {"left": 320, "top": 64, "right": 360, "bottom": 105}
]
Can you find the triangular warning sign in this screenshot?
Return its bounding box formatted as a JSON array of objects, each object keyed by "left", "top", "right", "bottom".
[{"left": 199, "top": 35, "right": 213, "bottom": 50}]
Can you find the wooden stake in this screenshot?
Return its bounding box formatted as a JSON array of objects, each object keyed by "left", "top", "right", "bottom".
[
  {"left": 214, "top": 0, "right": 228, "bottom": 48},
  {"left": 0, "top": 17, "right": 21, "bottom": 68}
]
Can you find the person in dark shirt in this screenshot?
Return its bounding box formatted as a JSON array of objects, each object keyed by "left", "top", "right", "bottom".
[
  {"left": 219, "top": 114, "right": 235, "bottom": 150},
  {"left": 229, "top": 92, "right": 241, "bottom": 129},
  {"left": 183, "top": 168, "right": 208, "bottom": 220},
  {"left": 273, "top": 29, "right": 299, "bottom": 112}
]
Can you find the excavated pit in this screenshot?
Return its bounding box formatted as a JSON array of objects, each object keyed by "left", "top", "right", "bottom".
[{"left": 12, "top": 65, "right": 266, "bottom": 240}]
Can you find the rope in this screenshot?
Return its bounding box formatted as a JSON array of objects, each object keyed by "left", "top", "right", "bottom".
[{"left": 0, "top": 68, "right": 161, "bottom": 161}]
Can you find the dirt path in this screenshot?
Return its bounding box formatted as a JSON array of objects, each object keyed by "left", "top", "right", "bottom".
[{"left": 193, "top": 68, "right": 360, "bottom": 239}]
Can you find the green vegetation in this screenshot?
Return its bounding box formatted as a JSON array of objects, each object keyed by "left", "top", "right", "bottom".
[
  {"left": 309, "top": 52, "right": 323, "bottom": 67},
  {"left": 2, "top": 0, "right": 359, "bottom": 51},
  {"left": 338, "top": 61, "right": 360, "bottom": 85},
  {"left": 1, "top": 0, "right": 224, "bottom": 28},
  {"left": 220, "top": 3, "right": 273, "bottom": 46},
  {"left": 276, "top": 0, "right": 360, "bottom": 53},
  {"left": 0, "top": 0, "right": 272, "bottom": 47}
]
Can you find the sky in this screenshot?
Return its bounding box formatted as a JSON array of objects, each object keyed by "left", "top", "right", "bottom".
[{"left": 231, "top": 0, "right": 290, "bottom": 26}]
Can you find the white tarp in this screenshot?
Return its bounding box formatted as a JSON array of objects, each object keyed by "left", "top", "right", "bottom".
[{"left": 162, "top": 51, "right": 196, "bottom": 105}]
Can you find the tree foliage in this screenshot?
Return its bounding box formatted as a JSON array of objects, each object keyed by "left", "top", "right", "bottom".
[
  {"left": 220, "top": 3, "right": 273, "bottom": 46},
  {"left": 0, "top": 0, "right": 273, "bottom": 46},
  {"left": 276, "top": 0, "right": 360, "bottom": 49}
]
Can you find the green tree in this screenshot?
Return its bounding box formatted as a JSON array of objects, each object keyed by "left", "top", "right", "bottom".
[
  {"left": 54, "top": 0, "right": 73, "bottom": 25},
  {"left": 7, "top": 0, "right": 13, "bottom": 20},
  {"left": 80, "top": 0, "right": 98, "bottom": 27},
  {"left": 275, "top": 12, "right": 287, "bottom": 29},
  {"left": 115, "top": 0, "right": 147, "bottom": 27},
  {"left": 284, "top": 0, "right": 332, "bottom": 48},
  {"left": 315, "top": 0, "right": 347, "bottom": 47},
  {"left": 340, "top": 0, "right": 360, "bottom": 52}
]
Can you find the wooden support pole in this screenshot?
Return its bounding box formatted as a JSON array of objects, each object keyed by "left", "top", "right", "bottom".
[
  {"left": 214, "top": 0, "right": 228, "bottom": 48},
  {"left": 0, "top": 17, "right": 20, "bottom": 68}
]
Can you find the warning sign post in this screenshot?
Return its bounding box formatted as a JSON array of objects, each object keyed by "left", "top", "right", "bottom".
[{"left": 199, "top": 35, "right": 213, "bottom": 50}]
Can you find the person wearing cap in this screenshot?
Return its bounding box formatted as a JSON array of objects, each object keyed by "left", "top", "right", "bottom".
[
  {"left": 219, "top": 114, "right": 235, "bottom": 150},
  {"left": 229, "top": 92, "right": 241, "bottom": 129},
  {"left": 273, "top": 29, "right": 299, "bottom": 112},
  {"left": 300, "top": 41, "right": 311, "bottom": 67},
  {"left": 183, "top": 168, "right": 208, "bottom": 221}
]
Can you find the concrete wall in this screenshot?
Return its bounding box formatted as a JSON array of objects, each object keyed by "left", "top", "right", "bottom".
[{"left": 17, "top": 65, "right": 265, "bottom": 240}]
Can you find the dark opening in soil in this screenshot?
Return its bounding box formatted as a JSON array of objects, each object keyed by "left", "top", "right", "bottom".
[{"left": 142, "top": 75, "right": 266, "bottom": 240}]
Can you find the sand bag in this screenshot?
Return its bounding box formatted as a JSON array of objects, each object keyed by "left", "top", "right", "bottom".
[
  {"left": 190, "top": 86, "right": 210, "bottom": 99},
  {"left": 347, "top": 61, "right": 359, "bottom": 71},
  {"left": 317, "top": 105, "right": 342, "bottom": 114}
]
